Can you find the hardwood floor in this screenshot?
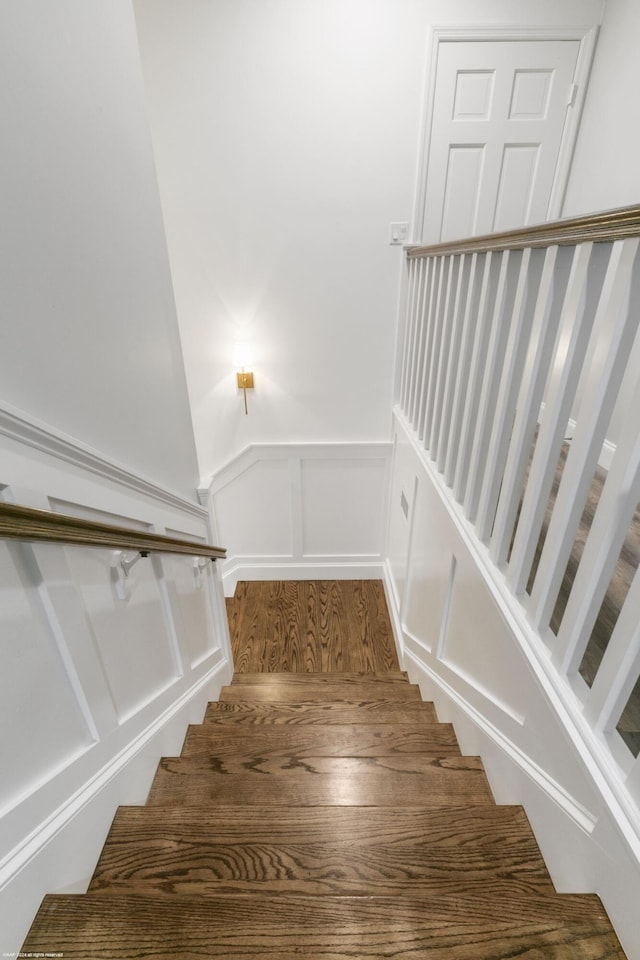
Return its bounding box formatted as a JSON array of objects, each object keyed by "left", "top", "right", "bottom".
[
  {"left": 20, "top": 580, "right": 628, "bottom": 958},
  {"left": 227, "top": 579, "right": 399, "bottom": 673}
]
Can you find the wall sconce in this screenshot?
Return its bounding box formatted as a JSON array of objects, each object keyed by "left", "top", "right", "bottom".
[{"left": 234, "top": 342, "right": 254, "bottom": 415}]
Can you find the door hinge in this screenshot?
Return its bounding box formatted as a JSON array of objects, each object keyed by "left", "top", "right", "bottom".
[{"left": 567, "top": 82, "right": 578, "bottom": 107}]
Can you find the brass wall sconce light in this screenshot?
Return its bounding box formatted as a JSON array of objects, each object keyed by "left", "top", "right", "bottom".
[{"left": 234, "top": 343, "right": 254, "bottom": 415}]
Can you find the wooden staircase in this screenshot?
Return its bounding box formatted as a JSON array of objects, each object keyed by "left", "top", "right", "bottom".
[{"left": 22, "top": 671, "right": 626, "bottom": 958}]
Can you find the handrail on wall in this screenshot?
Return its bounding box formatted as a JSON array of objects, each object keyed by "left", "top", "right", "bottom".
[
  {"left": 407, "top": 203, "right": 640, "bottom": 259},
  {"left": 0, "top": 502, "right": 226, "bottom": 560}
]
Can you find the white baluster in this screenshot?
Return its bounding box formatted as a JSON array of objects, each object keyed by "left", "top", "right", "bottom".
[
  {"left": 529, "top": 238, "right": 640, "bottom": 632},
  {"left": 476, "top": 247, "right": 539, "bottom": 542},
  {"left": 435, "top": 254, "right": 471, "bottom": 473},
  {"left": 444, "top": 252, "right": 481, "bottom": 487},
  {"left": 464, "top": 249, "right": 515, "bottom": 523},
  {"left": 507, "top": 242, "right": 596, "bottom": 595},
  {"left": 489, "top": 245, "right": 564, "bottom": 566},
  {"left": 453, "top": 252, "right": 496, "bottom": 503}
]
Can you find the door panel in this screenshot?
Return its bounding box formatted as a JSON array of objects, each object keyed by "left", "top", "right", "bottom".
[{"left": 422, "top": 40, "right": 580, "bottom": 242}]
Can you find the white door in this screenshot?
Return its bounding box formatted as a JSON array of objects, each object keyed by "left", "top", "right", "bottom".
[{"left": 421, "top": 39, "right": 581, "bottom": 243}]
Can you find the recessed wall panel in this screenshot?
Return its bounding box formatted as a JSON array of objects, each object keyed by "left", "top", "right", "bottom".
[
  {"left": 64, "top": 545, "right": 179, "bottom": 722},
  {"left": 163, "top": 551, "right": 219, "bottom": 667},
  {"left": 441, "top": 550, "right": 526, "bottom": 721},
  {"left": 214, "top": 460, "right": 292, "bottom": 558},
  {"left": 0, "top": 542, "right": 92, "bottom": 818},
  {"left": 440, "top": 146, "right": 484, "bottom": 242},
  {"left": 301, "top": 458, "right": 386, "bottom": 557},
  {"left": 404, "top": 475, "right": 454, "bottom": 652}
]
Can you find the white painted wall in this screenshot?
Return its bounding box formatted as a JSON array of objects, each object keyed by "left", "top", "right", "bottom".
[
  {"left": 133, "top": 0, "right": 603, "bottom": 484},
  {"left": 563, "top": 0, "right": 640, "bottom": 218},
  {"left": 0, "top": 0, "right": 200, "bottom": 499},
  {"left": 562, "top": 0, "right": 640, "bottom": 449}
]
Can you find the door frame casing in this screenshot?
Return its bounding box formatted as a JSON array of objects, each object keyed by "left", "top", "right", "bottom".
[{"left": 412, "top": 25, "right": 600, "bottom": 244}]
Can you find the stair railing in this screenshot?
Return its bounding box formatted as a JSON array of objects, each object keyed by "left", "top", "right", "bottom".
[
  {"left": 397, "top": 204, "right": 640, "bottom": 778},
  {"left": 0, "top": 501, "right": 226, "bottom": 559}
]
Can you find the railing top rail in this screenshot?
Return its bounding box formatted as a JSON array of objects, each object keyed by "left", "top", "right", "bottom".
[
  {"left": 407, "top": 204, "right": 640, "bottom": 260},
  {"left": 0, "top": 502, "right": 226, "bottom": 560}
]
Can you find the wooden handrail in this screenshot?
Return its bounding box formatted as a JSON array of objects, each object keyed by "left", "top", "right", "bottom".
[
  {"left": 0, "top": 502, "right": 226, "bottom": 560},
  {"left": 407, "top": 203, "right": 640, "bottom": 260}
]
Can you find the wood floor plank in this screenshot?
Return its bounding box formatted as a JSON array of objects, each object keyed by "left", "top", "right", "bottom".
[
  {"left": 90, "top": 804, "right": 553, "bottom": 898},
  {"left": 229, "top": 580, "right": 400, "bottom": 673},
  {"left": 146, "top": 755, "right": 494, "bottom": 806},
  {"left": 23, "top": 893, "right": 626, "bottom": 959},
  {"left": 219, "top": 681, "right": 423, "bottom": 702},
  {"left": 181, "top": 723, "right": 461, "bottom": 758},
  {"left": 203, "top": 699, "right": 439, "bottom": 724}
]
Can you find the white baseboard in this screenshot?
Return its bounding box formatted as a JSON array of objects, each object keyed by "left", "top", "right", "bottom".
[{"left": 222, "top": 559, "right": 386, "bottom": 597}]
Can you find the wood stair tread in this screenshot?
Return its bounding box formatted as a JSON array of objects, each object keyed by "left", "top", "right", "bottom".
[
  {"left": 103, "top": 801, "right": 534, "bottom": 837},
  {"left": 146, "top": 754, "right": 494, "bottom": 806},
  {"left": 18, "top": 651, "right": 628, "bottom": 958},
  {"left": 181, "top": 722, "right": 461, "bottom": 757},
  {"left": 231, "top": 671, "right": 410, "bottom": 683},
  {"left": 23, "top": 892, "right": 625, "bottom": 959},
  {"left": 90, "top": 803, "right": 553, "bottom": 898},
  {"left": 219, "top": 681, "right": 423, "bottom": 702},
  {"left": 203, "top": 699, "right": 438, "bottom": 724}
]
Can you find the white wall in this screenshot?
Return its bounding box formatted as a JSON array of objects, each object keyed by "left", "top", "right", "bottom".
[
  {"left": 563, "top": 0, "right": 640, "bottom": 218},
  {"left": 133, "top": 0, "right": 603, "bottom": 484},
  {"left": 560, "top": 0, "right": 640, "bottom": 448},
  {"left": 0, "top": 0, "right": 200, "bottom": 499}
]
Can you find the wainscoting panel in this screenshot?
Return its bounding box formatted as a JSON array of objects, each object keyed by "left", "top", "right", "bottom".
[
  {"left": 403, "top": 468, "right": 455, "bottom": 655},
  {"left": 0, "top": 540, "right": 93, "bottom": 838},
  {"left": 442, "top": 546, "right": 528, "bottom": 724},
  {"left": 206, "top": 442, "right": 393, "bottom": 594},
  {"left": 300, "top": 457, "right": 387, "bottom": 557},
  {"left": 213, "top": 458, "right": 293, "bottom": 559},
  {"left": 0, "top": 403, "right": 232, "bottom": 955},
  {"left": 63, "top": 543, "right": 180, "bottom": 723},
  {"left": 385, "top": 431, "right": 415, "bottom": 614},
  {"left": 161, "top": 552, "right": 221, "bottom": 668}
]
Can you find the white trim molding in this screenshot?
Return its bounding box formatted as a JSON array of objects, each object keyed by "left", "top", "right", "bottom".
[{"left": 0, "top": 401, "right": 207, "bottom": 519}]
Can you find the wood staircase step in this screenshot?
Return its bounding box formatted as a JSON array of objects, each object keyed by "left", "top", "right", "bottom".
[
  {"left": 146, "top": 754, "right": 494, "bottom": 806},
  {"left": 219, "top": 680, "right": 423, "bottom": 701},
  {"left": 231, "top": 670, "right": 411, "bottom": 684},
  {"left": 89, "top": 803, "right": 554, "bottom": 898},
  {"left": 182, "top": 721, "right": 460, "bottom": 757},
  {"left": 203, "top": 698, "right": 438, "bottom": 724},
  {"left": 23, "top": 892, "right": 626, "bottom": 959},
  {"left": 18, "top": 654, "right": 628, "bottom": 958}
]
